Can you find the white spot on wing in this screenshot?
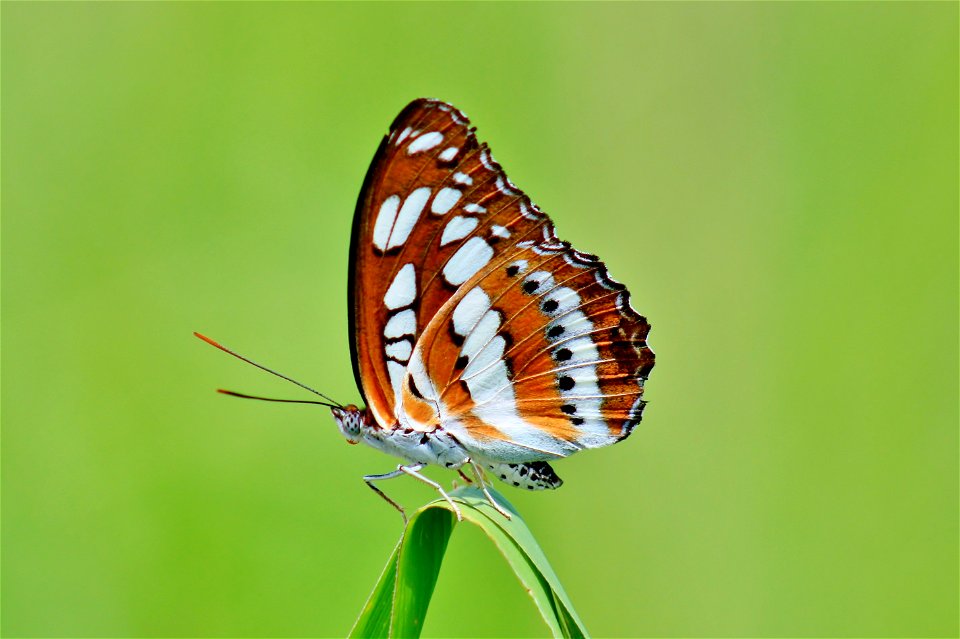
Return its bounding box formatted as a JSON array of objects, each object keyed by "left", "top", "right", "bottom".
[
  {"left": 395, "top": 127, "right": 412, "bottom": 146},
  {"left": 407, "top": 131, "right": 443, "bottom": 154},
  {"left": 443, "top": 237, "right": 494, "bottom": 285},
  {"left": 524, "top": 271, "right": 556, "bottom": 294},
  {"left": 372, "top": 195, "right": 400, "bottom": 251},
  {"left": 562, "top": 335, "right": 600, "bottom": 363},
  {"left": 431, "top": 187, "right": 461, "bottom": 215},
  {"left": 383, "top": 263, "right": 416, "bottom": 310},
  {"left": 386, "top": 360, "right": 406, "bottom": 397},
  {"left": 452, "top": 287, "right": 490, "bottom": 337},
  {"left": 479, "top": 147, "right": 497, "bottom": 170},
  {"left": 464, "top": 337, "right": 508, "bottom": 403},
  {"left": 548, "top": 309, "right": 592, "bottom": 339},
  {"left": 438, "top": 147, "right": 459, "bottom": 162},
  {"left": 384, "top": 309, "right": 416, "bottom": 338},
  {"left": 464, "top": 203, "right": 486, "bottom": 214},
  {"left": 461, "top": 311, "right": 504, "bottom": 389},
  {"left": 385, "top": 340, "right": 413, "bottom": 362},
  {"left": 453, "top": 172, "right": 473, "bottom": 186},
  {"left": 440, "top": 216, "right": 478, "bottom": 246},
  {"left": 387, "top": 187, "right": 430, "bottom": 249},
  {"left": 496, "top": 176, "right": 517, "bottom": 195},
  {"left": 461, "top": 311, "right": 500, "bottom": 364},
  {"left": 508, "top": 259, "right": 528, "bottom": 274},
  {"left": 491, "top": 225, "right": 510, "bottom": 238},
  {"left": 519, "top": 201, "right": 541, "bottom": 221},
  {"left": 541, "top": 286, "right": 580, "bottom": 315}
]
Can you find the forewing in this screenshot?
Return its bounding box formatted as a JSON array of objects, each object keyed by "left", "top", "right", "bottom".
[{"left": 350, "top": 99, "right": 554, "bottom": 429}]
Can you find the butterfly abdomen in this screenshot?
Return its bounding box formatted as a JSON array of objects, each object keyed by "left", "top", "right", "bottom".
[{"left": 485, "top": 460, "right": 563, "bottom": 491}]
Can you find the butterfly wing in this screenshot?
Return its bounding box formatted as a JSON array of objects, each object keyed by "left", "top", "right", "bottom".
[
  {"left": 351, "top": 99, "right": 552, "bottom": 429},
  {"left": 352, "top": 98, "right": 654, "bottom": 461},
  {"left": 409, "top": 219, "right": 655, "bottom": 463}
]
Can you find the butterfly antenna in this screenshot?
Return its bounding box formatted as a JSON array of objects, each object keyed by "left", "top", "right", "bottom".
[
  {"left": 216, "top": 389, "right": 338, "bottom": 409},
  {"left": 194, "top": 332, "right": 344, "bottom": 408}
]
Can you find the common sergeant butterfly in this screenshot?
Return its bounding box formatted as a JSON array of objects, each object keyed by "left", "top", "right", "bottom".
[{"left": 198, "top": 98, "right": 655, "bottom": 521}]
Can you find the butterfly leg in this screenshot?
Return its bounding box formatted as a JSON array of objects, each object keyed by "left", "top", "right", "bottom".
[
  {"left": 468, "top": 460, "right": 513, "bottom": 520},
  {"left": 399, "top": 464, "right": 464, "bottom": 522},
  {"left": 363, "top": 467, "right": 409, "bottom": 523}
]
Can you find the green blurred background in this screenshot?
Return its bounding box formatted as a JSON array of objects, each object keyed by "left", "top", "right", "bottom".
[{"left": 3, "top": 2, "right": 957, "bottom": 637}]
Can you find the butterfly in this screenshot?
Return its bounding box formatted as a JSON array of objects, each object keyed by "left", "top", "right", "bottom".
[{"left": 198, "top": 98, "right": 655, "bottom": 522}]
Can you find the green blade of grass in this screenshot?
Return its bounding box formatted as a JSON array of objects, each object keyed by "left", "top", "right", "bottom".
[
  {"left": 348, "top": 537, "right": 402, "bottom": 638},
  {"left": 391, "top": 507, "right": 457, "bottom": 637},
  {"left": 349, "top": 485, "right": 589, "bottom": 638},
  {"left": 349, "top": 508, "right": 456, "bottom": 639}
]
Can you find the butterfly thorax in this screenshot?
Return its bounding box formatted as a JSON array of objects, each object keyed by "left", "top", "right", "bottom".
[{"left": 330, "top": 405, "right": 469, "bottom": 469}]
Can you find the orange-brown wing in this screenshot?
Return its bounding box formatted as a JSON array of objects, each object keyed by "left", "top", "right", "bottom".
[
  {"left": 350, "top": 99, "right": 555, "bottom": 429},
  {"left": 357, "top": 109, "right": 656, "bottom": 463},
  {"left": 406, "top": 228, "right": 655, "bottom": 463}
]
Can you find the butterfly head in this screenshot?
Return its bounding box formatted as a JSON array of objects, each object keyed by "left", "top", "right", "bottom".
[{"left": 331, "top": 404, "right": 366, "bottom": 444}]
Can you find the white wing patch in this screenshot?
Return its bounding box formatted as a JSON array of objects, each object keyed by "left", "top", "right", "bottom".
[
  {"left": 383, "top": 263, "right": 417, "bottom": 310},
  {"left": 491, "top": 224, "right": 511, "bottom": 238},
  {"left": 395, "top": 127, "right": 413, "bottom": 146},
  {"left": 384, "top": 309, "right": 416, "bottom": 338},
  {"left": 440, "top": 215, "right": 479, "bottom": 247},
  {"left": 386, "top": 188, "right": 431, "bottom": 249},
  {"left": 443, "top": 237, "right": 494, "bottom": 285},
  {"left": 452, "top": 287, "right": 490, "bottom": 337},
  {"left": 372, "top": 195, "right": 401, "bottom": 251},
  {"left": 431, "top": 187, "right": 461, "bottom": 215},
  {"left": 385, "top": 339, "right": 413, "bottom": 362},
  {"left": 407, "top": 131, "right": 443, "bottom": 155}
]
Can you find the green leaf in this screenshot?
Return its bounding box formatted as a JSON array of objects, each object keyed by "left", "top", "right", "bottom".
[
  {"left": 348, "top": 538, "right": 400, "bottom": 638},
  {"left": 349, "top": 485, "right": 589, "bottom": 638}
]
